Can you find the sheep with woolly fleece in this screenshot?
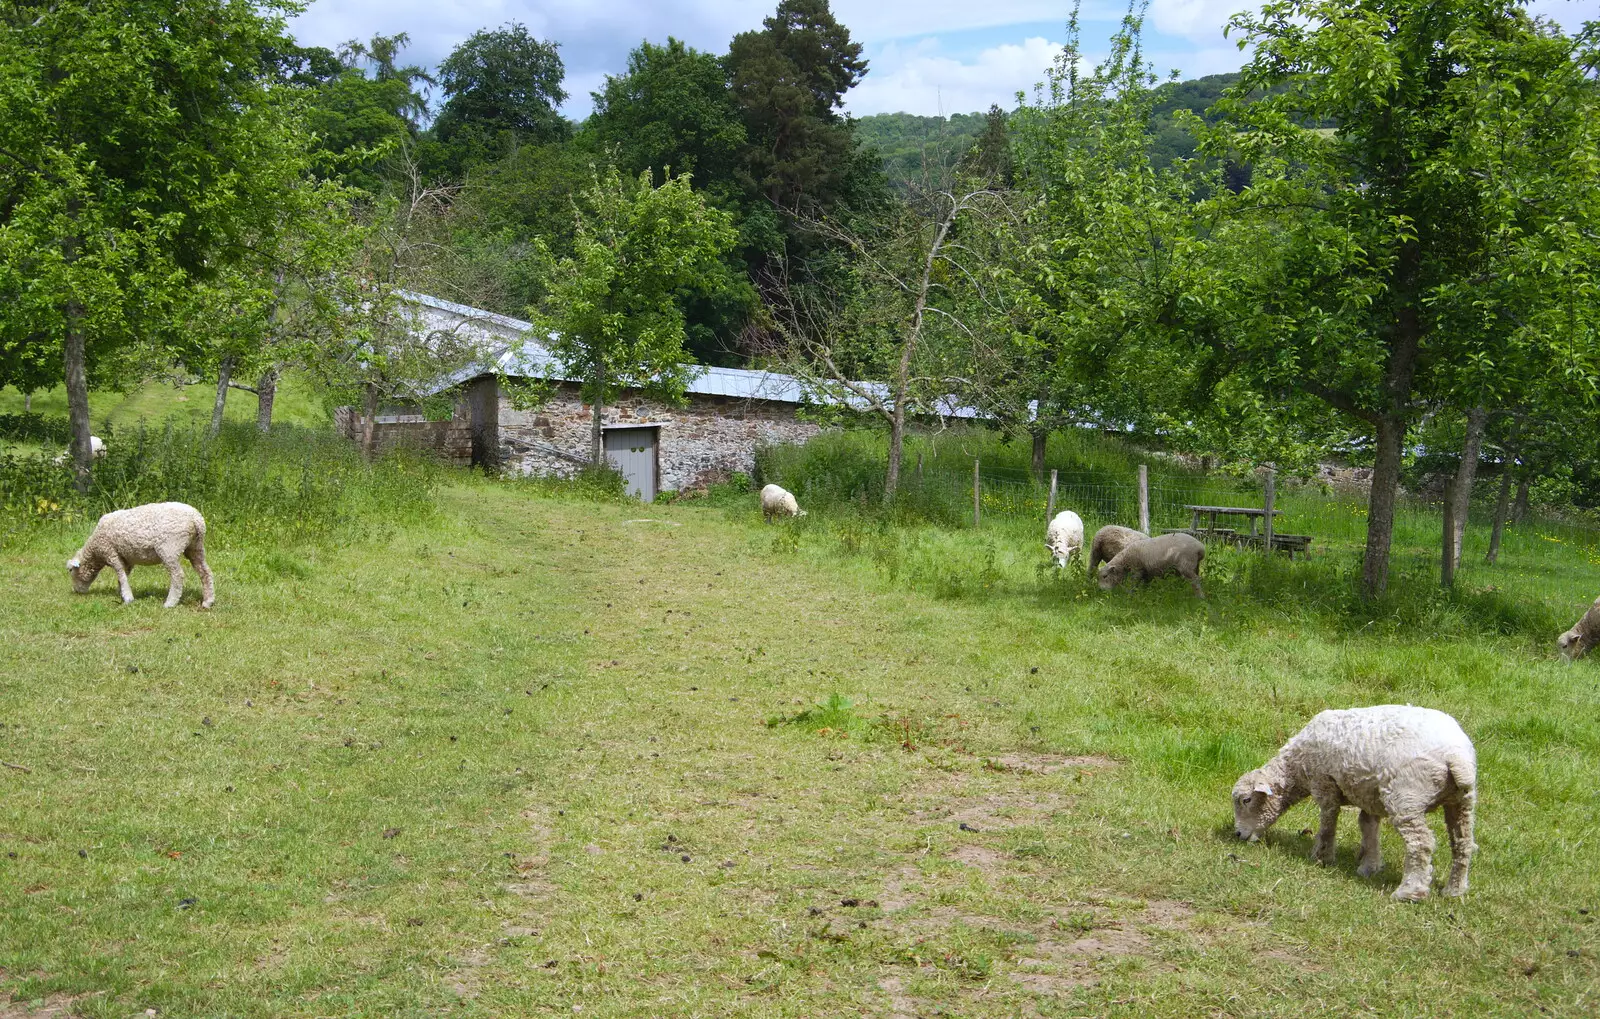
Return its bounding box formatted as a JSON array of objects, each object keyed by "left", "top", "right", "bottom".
[
  {"left": 52, "top": 435, "right": 105, "bottom": 465},
  {"left": 760, "top": 483, "right": 806, "bottom": 523},
  {"left": 1086, "top": 524, "right": 1148, "bottom": 575},
  {"left": 1097, "top": 532, "right": 1205, "bottom": 597},
  {"left": 1232, "top": 705, "right": 1477, "bottom": 902},
  {"left": 1043, "top": 510, "right": 1084, "bottom": 568},
  {"left": 1557, "top": 596, "right": 1600, "bottom": 660},
  {"left": 67, "top": 501, "right": 214, "bottom": 609}
]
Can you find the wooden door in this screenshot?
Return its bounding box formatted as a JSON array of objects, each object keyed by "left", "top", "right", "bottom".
[{"left": 603, "top": 427, "right": 658, "bottom": 502}]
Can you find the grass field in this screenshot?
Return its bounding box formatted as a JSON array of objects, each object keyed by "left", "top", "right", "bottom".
[
  {"left": 2, "top": 451, "right": 1599, "bottom": 1017},
  {"left": 0, "top": 379, "right": 331, "bottom": 457}
]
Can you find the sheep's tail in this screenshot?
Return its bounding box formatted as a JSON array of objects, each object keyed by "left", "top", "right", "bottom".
[{"left": 1446, "top": 748, "right": 1477, "bottom": 795}]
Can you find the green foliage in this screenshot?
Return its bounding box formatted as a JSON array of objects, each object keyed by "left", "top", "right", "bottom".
[
  {"left": 0, "top": 421, "right": 438, "bottom": 551},
  {"left": 590, "top": 38, "right": 746, "bottom": 192},
  {"left": 0, "top": 412, "right": 71, "bottom": 446},
  {"left": 852, "top": 111, "right": 990, "bottom": 184},
  {"left": 534, "top": 166, "right": 739, "bottom": 459},
  {"left": 433, "top": 23, "right": 569, "bottom": 175}
]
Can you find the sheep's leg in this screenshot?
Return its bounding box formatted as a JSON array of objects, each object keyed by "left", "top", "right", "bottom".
[
  {"left": 1356, "top": 810, "right": 1383, "bottom": 877},
  {"left": 1311, "top": 800, "right": 1340, "bottom": 866},
  {"left": 111, "top": 558, "right": 134, "bottom": 604},
  {"left": 1188, "top": 573, "right": 1206, "bottom": 599},
  {"left": 160, "top": 554, "right": 186, "bottom": 609},
  {"left": 188, "top": 542, "right": 215, "bottom": 610},
  {"left": 1389, "top": 814, "right": 1436, "bottom": 901},
  {"left": 1442, "top": 793, "right": 1475, "bottom": 897}
]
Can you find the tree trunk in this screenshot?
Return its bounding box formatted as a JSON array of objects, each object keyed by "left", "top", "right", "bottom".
[
  {"left": 23, "top": 391, "right": 31, "bottom": 413},
  {"left": 1031, "top": 428, "right": 1046, "bottom": 482},
  {"left": 1486, "top": 467, "right": 1512, "bottom": 564},
  {"left": 1512, "top": 477, "right": 1530, "bottom": 523},
  {"left": 884, "top": 403, "right": 906, "bottom": 502},
  {"left": 63, "top": 299, "right": 92, "bottom": 492},
  {"left": 589, "top": 367, "right": 606, "bottom": 468},
  {"left": 255, "top": 365, "right": 278, "bottom": 433},
  {"left": 1445, "top": 404, "right": 1487, "bottom": 577},
  {"left": 1362, "top": 416, "right": 1406, "bottom": 598},
  {"left": 361, "top": 382, "right": 380, "bottom": 458},
  {"left": 209, "top": 355, "right": 234, "bottom": 437}
]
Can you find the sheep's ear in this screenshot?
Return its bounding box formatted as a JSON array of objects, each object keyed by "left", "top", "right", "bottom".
[
  {"left": 67, "top": 558, "right": 80, "bottom": 570},
  {"left": 1253, "top": 781, "right": 1274, "bottom": 795}
]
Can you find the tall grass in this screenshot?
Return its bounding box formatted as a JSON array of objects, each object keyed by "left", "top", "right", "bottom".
[
  {"left": 0, "top": 421, "right": 441, "bottom": 555},
  {"left": 747, "top": 425, "right": 1600, "bottom": 648}
]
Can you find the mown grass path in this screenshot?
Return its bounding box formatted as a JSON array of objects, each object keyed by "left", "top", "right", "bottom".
[{"left": 2, "top": 482, "right": 1598, "bottom": 1017}]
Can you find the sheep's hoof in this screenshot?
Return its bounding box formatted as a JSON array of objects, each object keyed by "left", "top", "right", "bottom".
[
  {"left": 1356, "top": 860, "right": 1383, "bottom": 878},
  {"left": 1441, "top": 882, "right": 1468, "bottom": 898},
  {"left": 1391, "top": 884, "right": 1429, "bottom": 902}
]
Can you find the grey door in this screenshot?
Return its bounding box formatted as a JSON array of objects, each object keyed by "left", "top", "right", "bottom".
[{"left": 603, "top": 427, "right": 658, "bottom": 502}]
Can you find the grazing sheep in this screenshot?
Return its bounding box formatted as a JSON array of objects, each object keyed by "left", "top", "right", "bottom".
[
  {"left": 1086, "top": 524, "right": 1148, "bottom": 575},
  {"left": 67, "top": 501, "right": 214, "bottom": 609},
  {"left": 52, "top": 435, "right": 106, "bottom": 465},
  {"left": 1557, "top": 596, "right": 1600, "bottom": 660},
  {"left": 1232, "top": 705, "right": 1477, "bottom": 902},
  {"left": 1043, "top": 510, "right": 1085, "bottom": 568},
  {"left": 760, "top": 483, "right": 806, "bottom": 523},
  {"left": 1096, "top": 532, "right": 1205, "bottom": 598}
]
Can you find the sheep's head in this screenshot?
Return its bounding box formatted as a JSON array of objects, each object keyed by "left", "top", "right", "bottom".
[
  {"left": 1231, "top": 769, "right": 1291, "bottom": 841},
  {"left": 1096, "top": 560, "right": 1125, "bottom": 590},
  {"left": 1558, "top": 628, "right": 1584, "bottom": 659},
  {"left": 66, "top": 550, "right": 100, "bottom": 593}
]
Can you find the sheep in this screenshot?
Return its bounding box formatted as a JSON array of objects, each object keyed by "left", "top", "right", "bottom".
[
  {"left": 67, "top": 501, "right": 214, "bottom": 609},
  {"left": 1043, "top": 510, "right": 1084, "bottom": 568},
  {"left": 1557, "top": 596, "right": 1600, "bottom": 660},
  {"left": 52, "top": 435, "right": 106, "bottom": 465},
  {"left": 1096, "top": 532, "right": 1205, "bottom": 598},
  {"left": 760, "top": 483, "right": 806, "bottom": 523},
  {"left": 1086, "top": 524, "right": 1148, "bottom": 575},
  {"left": 1232, "top": 705, "right": 1477, "bottom": 902}
]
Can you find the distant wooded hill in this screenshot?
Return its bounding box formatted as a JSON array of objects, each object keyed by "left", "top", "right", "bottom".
[{"left": 854, "top": 72, "right": 1243, "bottom": 182}]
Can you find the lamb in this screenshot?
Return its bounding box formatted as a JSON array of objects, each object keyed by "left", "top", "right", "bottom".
[
  {"left": 1043, "top": 510, "right": 1084, "bottom": 568},
  {"left": 1232, "top": 705, "right": 1477, "bottom": 902},
  {"left": 67, "top": 501, "right": 214, "bottom": 609},
  {"left": 1557, "top": 596, "right": 1600, "bottom": 660},
  {"left": 1096, "top": 532, "right": 1205, "bottom": 598},
  {"left": 1086, "top": 524, "right": 1148, "bottom": 575},
  {"left": 760, "top": 483, "right": 806, "bottom": 523}
]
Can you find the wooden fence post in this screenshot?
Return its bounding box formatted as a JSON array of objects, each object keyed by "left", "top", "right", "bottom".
[
  {"left": 1046, "top": 469, "right": 1058, "bottom": 522},
  {"left": 973, "top": 458, "right": 981, "bottom": 528},
  {"left": 1441, "top": 478, "right": 1456, "bottom": 589},
  {"left": 1138, "top": 465, "right": 1149, "bottom": 534},
  {"left": 1263, "top": 467, "right": 1276, "bottom": 555}
]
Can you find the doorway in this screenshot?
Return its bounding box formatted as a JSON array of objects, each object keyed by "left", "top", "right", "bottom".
[{"left": 603, "top": 426, "right": 659, "bottom": 502}]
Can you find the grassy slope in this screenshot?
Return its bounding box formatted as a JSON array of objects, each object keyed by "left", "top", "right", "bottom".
[
  {"left": 2, "top": 479, "right": 1598, "bottom": 1017},
  {"left": 0, "top": 377, "right": 330, "bottom": 442}
]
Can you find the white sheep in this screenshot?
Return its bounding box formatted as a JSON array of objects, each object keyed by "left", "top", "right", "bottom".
[
  {"left": 52, "top": 435, "right": 106, "bottom": 465},
  {"left": 760, "top": 483, "right": 806, "bottom": 523},
  {"left": 67, "top": 501, "right": 215, "bottom": 609},
  {"left": 1043, "top": 510, "right": 1084, "bottom": 568},
  {"left": 1232, "top": 705, "right": 1476, "bottom": 901}
]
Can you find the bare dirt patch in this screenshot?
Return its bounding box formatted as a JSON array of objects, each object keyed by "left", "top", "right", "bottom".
[
  {"left": 0, "top": 995, "right": 86, "bottom": 1019},
  {"left": 980, "top": 753, "right": 1118, "bottom": 775}
]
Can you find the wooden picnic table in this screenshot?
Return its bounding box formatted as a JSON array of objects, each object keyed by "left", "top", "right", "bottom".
[{"left": 1185, "top": 505, "right": 1283, "bottom": 537}]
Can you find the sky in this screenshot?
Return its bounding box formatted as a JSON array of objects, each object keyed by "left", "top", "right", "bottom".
[{"left": 286, "top": 0, "right": 1590, "bottom": 120}]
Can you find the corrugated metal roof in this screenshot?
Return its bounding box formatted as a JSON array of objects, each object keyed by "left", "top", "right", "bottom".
[{"left": 398, "top": 290, "right": 982, "bottom": 418}]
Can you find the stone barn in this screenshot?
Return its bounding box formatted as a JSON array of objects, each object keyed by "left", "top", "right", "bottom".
[{"left": 336, "top": 292, "right": 826, "bottom": 501}]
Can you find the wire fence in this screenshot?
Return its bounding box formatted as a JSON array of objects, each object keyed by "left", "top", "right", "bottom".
[{"left": 783, "top": 453, "right": 1600, "bottom": 560}]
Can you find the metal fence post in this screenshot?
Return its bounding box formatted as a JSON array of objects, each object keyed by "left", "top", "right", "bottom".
[
  {"left": 1263, "top": 467, "right": 1276, "bottom": 555},
  {"left": 1441, "top": 478, "right": 1456, "bottom": 588},
  {"left": 973, "top": 458, "right": 981, "bottom": 528},
  {"left": 1138, "top": 465, "right": 1149, "bottom": 534},
  {"left": 1046, "top": 469, "right": 1058, "bottom": 522}
]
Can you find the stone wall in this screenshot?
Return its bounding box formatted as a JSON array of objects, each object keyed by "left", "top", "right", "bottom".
[
  {"left": 496, "top": 380, "right": 820, "bottom": 491},
  {"left": 333, "top": 404, "right": 473, "bottom": 464}
]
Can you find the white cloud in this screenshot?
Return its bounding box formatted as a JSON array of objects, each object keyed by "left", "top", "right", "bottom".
[{"left": 846, "top": 36, "right": 1065, "bottom": 116}]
